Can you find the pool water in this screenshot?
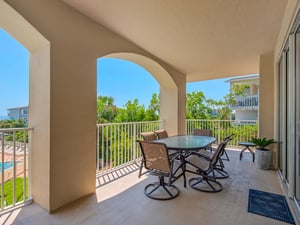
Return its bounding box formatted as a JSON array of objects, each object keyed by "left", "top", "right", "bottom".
[{"left": 0, "top": 162, "right": 14, "bottom": 172}]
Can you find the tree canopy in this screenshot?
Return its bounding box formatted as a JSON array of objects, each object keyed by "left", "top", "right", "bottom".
[{"left": 96, "top": 85, "right": 248, "bottom": 123}]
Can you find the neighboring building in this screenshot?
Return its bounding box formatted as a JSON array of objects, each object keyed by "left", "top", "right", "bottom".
[
  {"left": 7, "top": 106, "right": 28, "bottom": 123},
  {"left": 226, "top": 74, "right": 259, "bottom": 121}
]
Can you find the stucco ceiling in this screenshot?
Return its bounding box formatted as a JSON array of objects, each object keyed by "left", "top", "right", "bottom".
[{"left": 62, "top": 0, "right": 288, "bottom": 82}]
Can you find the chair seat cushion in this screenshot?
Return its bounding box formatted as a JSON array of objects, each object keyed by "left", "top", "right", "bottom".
[{"left": 186, "top": 154, "right": 210, "bottom": 171}]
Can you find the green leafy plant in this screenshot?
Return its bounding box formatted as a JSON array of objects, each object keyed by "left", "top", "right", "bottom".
[{"left": 250, "top": 137, "right": 276, "bottom": 150}]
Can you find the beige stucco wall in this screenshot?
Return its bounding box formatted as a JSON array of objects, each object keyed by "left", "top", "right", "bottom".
[
  {"left": 259, "top": 52, "right": 275, "bottom": 139},
  {"left": 5, "top": 0, "right": 186, "bottom": 212}
]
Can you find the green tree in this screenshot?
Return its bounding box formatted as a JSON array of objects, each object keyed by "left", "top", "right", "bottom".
[
  {"left": 114, "top": 99, "right": 146, "bottom": 122},
  {"left": 0, "top": 119, "right": 28, "bottom": 142},
  {"left": 97, "top": 96, "right": 118, "bottom": 123},
  {"left": 186, "top": 91, "right": 209, "bottom": 119},
  {"left": 144, "top": 93, "right": 159, "bottom": 121},
  {"left": 206, "top": 98, "right": 231, "bottom": 120},
  {"left": 224, "top": 83, "right": 250, "bottom": 106}
]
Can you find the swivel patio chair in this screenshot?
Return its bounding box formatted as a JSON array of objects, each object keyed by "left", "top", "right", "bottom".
[
  {"left": 221, "top": 133, "right": 234, "bottom": 161},
  {"left": 192, "top": 128, "right": 213, "bottom": 136},
  {"left": 186, "top": 141, "right": 227, "bottom": 192},
  {"left": 154, "top": 129, "right": 178, "bottom": 158},
  {"left": 154, "top": 129, "right": 169, "bottom": 139},
  {"left": 137, "top": 141, "right": 180, "bottom": 200},
  {"left": 138, "top": 132, "right": 158, "bottom": 178},
  {"left": 196, "top": 137, "right": 232, "bottom": 179},
  {"left": 192, "top": 128, "right": 214, "bottom": 151}
]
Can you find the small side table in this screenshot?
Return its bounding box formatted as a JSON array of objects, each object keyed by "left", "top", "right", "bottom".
[{"left": 238, "top": 141, "right": 256, "bottom": 162}]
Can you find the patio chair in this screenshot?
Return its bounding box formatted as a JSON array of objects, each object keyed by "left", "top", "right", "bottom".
[
  {"left": 221, "top": 134, "right": 235, "bottom": 161},
  {"left": 154, "top": 129, "right": 169, "bottom": 139},
  {"left": 196, "top": 136, "right": 233, "bottom": 179},
  {"left": 192, "top": 128, "right": 214, "bottom": 151},
  {"left": 154, "top": 129, "right": 178, "bottom": 159},
  {"left": 137, "top": 141, "right": 180, "bottom": 200},
  {"left": 186, "top": 140, "right": 227, "bottom": 192},
  {"left": 192, "top": 128, "right": 213, "bottom": 136},
  {"left": 138, "top": 132, "right": 158, "bottom": 178}
]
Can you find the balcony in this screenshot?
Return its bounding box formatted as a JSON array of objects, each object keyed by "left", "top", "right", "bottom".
[
  {"left": 230, "top": 95, "right": 259, "bottom": 110},
  {"left": 0, "top": 120, "right": 296, "bottom": 224},
  {"left": 0, "top": 149, "right": 289, "bottom": 225}
]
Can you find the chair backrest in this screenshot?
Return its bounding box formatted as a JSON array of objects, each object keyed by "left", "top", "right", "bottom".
[
  {"left": 192, "top": 128, "right": 212, "bottom": 137},
  {"left": 154, "top": 129, "right": 168, "bottom": 139},
  {"left": 140, "top": 132, "right": 157, "bottom": 141},
  {"left": 138, "top": 141, "right": 171, "bottom": 174},
  {"left": 210, "top": 140, "right": 228, "bottom": 165},
  {"left": 223, "top": 134, "right": 234, "bottom": 142}
]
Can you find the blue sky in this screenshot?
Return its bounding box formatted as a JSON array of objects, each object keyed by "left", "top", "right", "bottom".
[
  {"left": 98, "top": 58, "right": 230, "bottom": 108},
  {"left": 0, "top": 28, "right": 230, "bottom": 117},
  {"left": 0, "top": 29, "right": 29, "bottom": 117}
]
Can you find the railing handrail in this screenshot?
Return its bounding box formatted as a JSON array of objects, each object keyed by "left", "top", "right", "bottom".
[
  {"left": 0, "top": 127, "right": 33, "bottom": 133},
  {"left": 235, "top": 94, "right": 258, "bottom": 98},
  {"left": 186, "top": 119, "right": 257, "bottom": 122},
  {"left": 97, "top": 120, "right": 163, "bottom": 127}
]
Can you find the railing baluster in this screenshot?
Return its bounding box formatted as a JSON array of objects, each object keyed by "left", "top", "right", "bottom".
[
  {"left": 96, "top": 126, "right": 100, "bottom": 172},
  {"left": 133, "top": 123, "right": 136, "bottom": 162},
  {"left": 0, "top": 127, "right": 32, "bottom": 212},
  {"left": 23, "top": 130, "right": 27, "bottom": 205},
  {"left": 1, "top": 131, "right": 4, "bottom": 210},
  {"left": 13, "top": 131, "right": 16, "bottom": 206}
]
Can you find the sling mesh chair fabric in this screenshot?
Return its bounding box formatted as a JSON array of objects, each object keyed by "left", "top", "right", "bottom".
[
  {"left": 186, "top": 141, "right": 228, "bottom": 192},
  {"left": 221, "top": 134, "right": 234, "bottom": 161},
  {"left": 154, "top": 129, "right": 178, "bottom": 158},
  {"left": 192, "top": 128, "right": 214, "bottom": 151},
  {"left": 154, "top": 129, "right": 169, "bottom": 139},
  {"left": 138, "top": 132, "right": 158, "bottom": 178},
  {"left": 197, "top": 136, "right": 233, "bottom": 179},
  {"left": 138, "top": 141, "right": 180, "bottom": 200},
  {"left": 192, "top": 128, "right": 213, "bottom": 136}
]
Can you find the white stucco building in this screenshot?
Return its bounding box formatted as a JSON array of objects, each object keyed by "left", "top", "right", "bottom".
[
  {"left": 7, "top": 106, "right": 28, "bottom": 123},
  {"left": 226, "top": 74, "right": 259, "bottom": 121}
]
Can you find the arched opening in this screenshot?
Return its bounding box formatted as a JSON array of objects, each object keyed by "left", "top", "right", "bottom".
[
  {"left": 0, "top": 0, "right": 50, "bottom": 210},
  {"left": 102, "top": 53, "right": 179, "bottom": 135},
  {"left": 97, "top": 57, "right": 159, "bottom": 123}
]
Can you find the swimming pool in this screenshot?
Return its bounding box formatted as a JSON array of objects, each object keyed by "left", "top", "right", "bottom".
[{"left": 0, "top": 162, "right": 14, "bottom": 172}]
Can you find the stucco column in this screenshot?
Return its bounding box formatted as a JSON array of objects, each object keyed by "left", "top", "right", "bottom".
[
  {"left": 259, "top": 52, "right": 276, "bottom": 167},
  {"left": 259, "top": 52, "right": 275, "bottom": 138}
]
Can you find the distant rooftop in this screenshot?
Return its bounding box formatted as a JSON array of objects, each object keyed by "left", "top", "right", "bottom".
[
  {"left": 226, "top": 74, "right": 259, "bottom": 83},
  {"left": 7, "top": 106, "right": 28, "bottom": 110}
]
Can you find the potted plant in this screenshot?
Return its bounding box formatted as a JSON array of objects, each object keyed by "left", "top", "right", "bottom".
[{"left": 250, "top": 137, "right": 277, "bottom": 170}]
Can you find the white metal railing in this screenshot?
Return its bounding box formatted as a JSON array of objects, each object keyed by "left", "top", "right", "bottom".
[
  {"left": 0, "top": 127, "right": 33, "bottom": 212},
  {"left": 96, "top": 119, "right": 258, "bottom": 175},
  {"left": 230, "top": 95, "right": 258, "bottom": 109},
  {"left": 186, "top": 119, "right": 258, "bottom": 146},
  {"left": 96, "top": 121, "right": 163, "bottom": 174}
]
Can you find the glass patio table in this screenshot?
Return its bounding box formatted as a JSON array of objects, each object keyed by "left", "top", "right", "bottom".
[{"left": 154, "top": 135, "right": 216, "bottom": 187}]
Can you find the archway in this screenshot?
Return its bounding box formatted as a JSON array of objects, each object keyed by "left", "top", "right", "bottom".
[
  {"left": 0, "top": 0, "right": 50, "bottom": 209},
  {"left": 103, "top": 53, "right": 179, "bottom": 135}
]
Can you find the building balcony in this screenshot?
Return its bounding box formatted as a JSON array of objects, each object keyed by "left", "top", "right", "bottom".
[
  {"left": 0, "top": 149, "right": 291, "bottom": 225},
  {"left": 1, "top": 120, "right": 296, "bottom": 224},
  {"left": 230, "top": 95, "right": 259, "bottom": 110}
]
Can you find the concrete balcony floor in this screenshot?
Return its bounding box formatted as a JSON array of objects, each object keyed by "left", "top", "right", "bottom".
[{"left": 0, "top": 150, "right": 294, "bottom": 225}]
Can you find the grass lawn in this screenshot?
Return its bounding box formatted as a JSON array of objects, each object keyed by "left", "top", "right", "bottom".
[{"left": 0, "top": 177, "right": 28, "bottom": 206}]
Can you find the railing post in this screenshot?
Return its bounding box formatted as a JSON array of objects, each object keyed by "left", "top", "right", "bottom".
[
  {"left": 1, "top": 131, "right": 4, "bottom": 210},
  {"left": 218, "top": 120, "right": 221, "bottom": 144},
  {"left": 96, "top": 125, "right": 99, "bottom": 173},
  {"left": 133, "top": 123, "right": 137, "bottom": 161}
]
